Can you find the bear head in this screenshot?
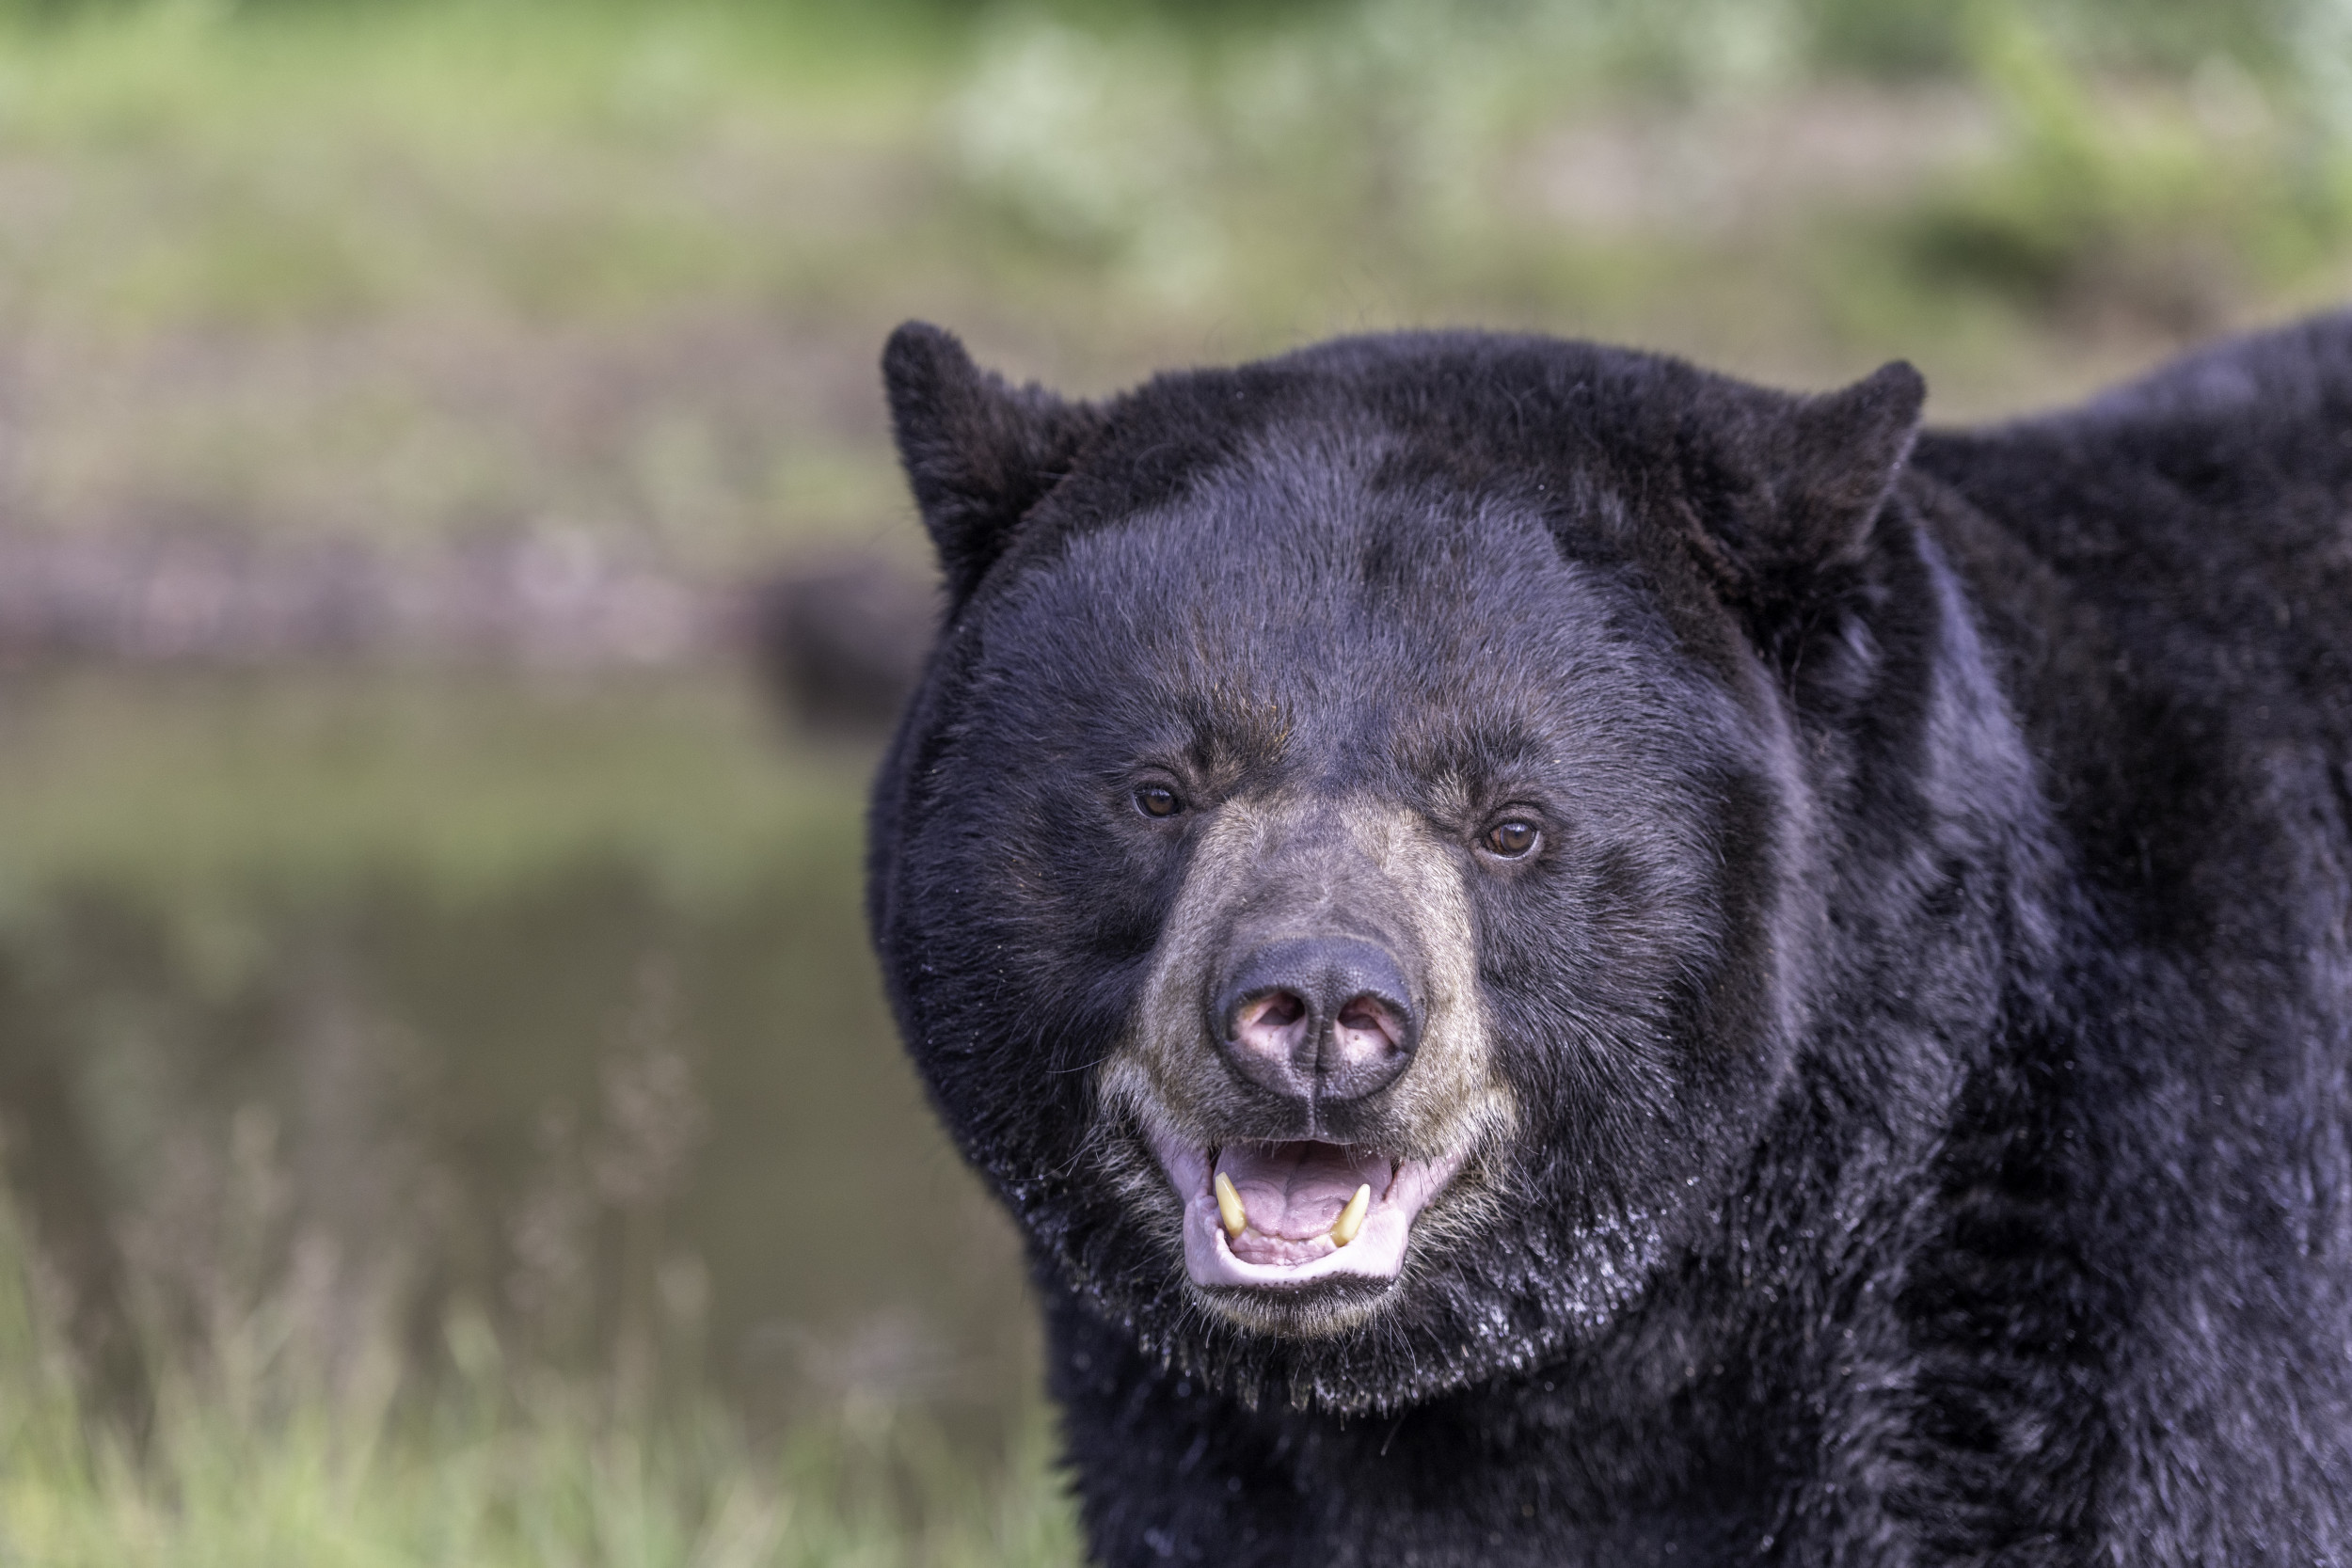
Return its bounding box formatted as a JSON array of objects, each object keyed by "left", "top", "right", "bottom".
[{"left": 866, "top": 324, "right": 1925, "bottom": 1413}]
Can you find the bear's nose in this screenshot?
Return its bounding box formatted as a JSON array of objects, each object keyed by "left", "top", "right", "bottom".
[{"left": 1213, "top": 937, "right": 1419, "bottom": 1107}]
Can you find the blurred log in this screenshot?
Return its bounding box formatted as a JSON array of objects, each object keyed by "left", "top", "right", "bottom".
[
  {"left": 0, "top": 535, "right": 951, "bottom": 735},
  {"left": 0, "top": 533, "right": 718, "bottom": 667},
  {"left": 746, "top": 558, "right": 936, "bottom": 738}
]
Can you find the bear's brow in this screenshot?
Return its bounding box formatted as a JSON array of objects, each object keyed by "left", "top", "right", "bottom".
[
  {"left": 1393, "top": 714, "right": 1551, "bottom": 774},
  {"left": 1168, "top": 689, "right": 1293, "bottom": 780}
]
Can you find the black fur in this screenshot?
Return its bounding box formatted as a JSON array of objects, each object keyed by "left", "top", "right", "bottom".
[{"left": 866, "top": 316, "right": 2352, "bottom": 1563}]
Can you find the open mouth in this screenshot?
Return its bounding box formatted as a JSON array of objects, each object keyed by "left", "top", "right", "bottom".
[{"left": 1148, "top": 1130, "right": 1470, "bottom": 1290}]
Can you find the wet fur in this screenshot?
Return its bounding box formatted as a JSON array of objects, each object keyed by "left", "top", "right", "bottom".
[{"left": 867, "top": 317, "right": 2352, "bottom": 1562}]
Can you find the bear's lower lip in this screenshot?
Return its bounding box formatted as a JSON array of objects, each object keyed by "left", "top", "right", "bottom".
[{"left": 1147, "top": 1129, "right": 1470, "bottom": 1291}]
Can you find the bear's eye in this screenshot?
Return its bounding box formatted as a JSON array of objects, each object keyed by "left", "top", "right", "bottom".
[
  {"left": 1482, "top": 819, "right": 1540, "bottom": 859},
  {"left": 1135, "top": 784, "right": 1184, "bottom": 819}
]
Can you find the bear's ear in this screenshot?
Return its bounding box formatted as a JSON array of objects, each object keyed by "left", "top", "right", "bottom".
[
  {"left": 1703, "top": 359, "right": 1926, "bottom": 606},
  {"left": 1780, "top": 359, "right": 1926, "bottom": 561},
  {"left": 882, "top": 322, "right": 1101, "bottom": 606}
]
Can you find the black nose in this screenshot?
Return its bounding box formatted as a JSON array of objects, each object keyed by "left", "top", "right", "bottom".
[{"left": 1213, "top": 937, "right": 1420, "bottom": 1107}]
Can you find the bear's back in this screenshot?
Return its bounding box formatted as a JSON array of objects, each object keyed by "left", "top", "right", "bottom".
[
  {"left": 1915, "top": 313, "right": 2352, "bottom": 1130},
  {"left": 1915, "top": 313, "right": 2352, "bottom": 666},
  {"left": 1915, "top": 312, "right": 2352, "bottom": 789}
]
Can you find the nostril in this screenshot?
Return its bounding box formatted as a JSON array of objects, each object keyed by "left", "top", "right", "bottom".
[
  {"left": 1235, "top": 990, "right": 1307, "bottom": 1037},
  {"left": 1227, "top": 989, "right": 1313, "bottom": 1080},
  {"left": 1334, "top": 994, "right": 1401, "bottom": 1044},
  {"left": 1327, "top": 992, "right": 1409, "bottom": 1081}
]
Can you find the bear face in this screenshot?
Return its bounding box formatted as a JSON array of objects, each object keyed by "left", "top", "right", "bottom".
[{"left": 867, "top": 325, "right": 1941, "bottom": 1409}]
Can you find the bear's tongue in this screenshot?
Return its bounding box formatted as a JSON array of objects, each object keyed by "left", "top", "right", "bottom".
[{"left": 1217, "top": 1142, "right": 1391, "bottom": 1264}]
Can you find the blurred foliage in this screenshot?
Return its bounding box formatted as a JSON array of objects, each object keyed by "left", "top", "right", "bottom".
[
  {"left": 1872, "top": 6, "right": 2344, "bottom": 329},
  {"left": 0, "top": 0, "right": 2347, "bottom": 578},
  {"left": 1805, "top": 0, "right": 2292, "bottom": 76},
  {"left": 937, "top": 0, "right": 2352, "bottom": 361},
  {"left": 0, "top": 1193, "right": 1076, "bottom": 1565},
  {"left": 0, "top": 0, "right": 2306, "bottom": 75}
]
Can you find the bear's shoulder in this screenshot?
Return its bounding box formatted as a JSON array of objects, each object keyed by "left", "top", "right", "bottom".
[{"left": 1916, "top": 312, "right": 2352, "bottom": 559}]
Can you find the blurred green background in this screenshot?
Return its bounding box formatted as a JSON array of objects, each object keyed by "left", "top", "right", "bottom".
[{"left": 0, "top": 0, "right": 2345, "bottom": 1560}]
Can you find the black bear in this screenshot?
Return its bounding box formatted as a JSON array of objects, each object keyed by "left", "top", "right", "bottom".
[{"left": 865, "top": 314, "right": 2352, "bottom": 1563}]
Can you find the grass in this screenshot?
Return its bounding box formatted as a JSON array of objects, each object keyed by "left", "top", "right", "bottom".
[{"left": 0, "top": 1215, "right": 1079, "bottom": 1566}]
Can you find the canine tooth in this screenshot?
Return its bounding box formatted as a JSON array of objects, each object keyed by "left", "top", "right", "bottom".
[
  {"left": 1330, "top": 1183, "right": 1372, "bottom": 1246},
  {"left": 1214, "top": 1171, "right": 1247, "bottom": 1239}
]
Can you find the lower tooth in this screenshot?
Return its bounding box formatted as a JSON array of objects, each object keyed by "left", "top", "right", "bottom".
[
  {"left": 1330, "top": 1182, "right": 1372, "bottom": 1246},
  {"left": 1214, "top": 1171, "right": 1247, "bottom": 1239}
]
